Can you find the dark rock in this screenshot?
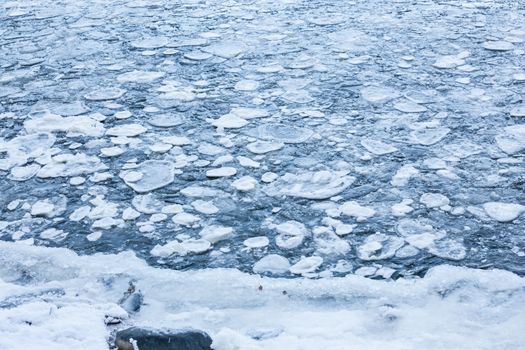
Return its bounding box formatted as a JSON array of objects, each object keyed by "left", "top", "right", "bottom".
[
  {"left": 120, "top": 291, "right": 143, "bottom": 313},
  {"left": 115, "top": 327, "right": 213, "bottom": 350},
  {"left": 118, "top": 282, "right": 143, "bottom": 313}
]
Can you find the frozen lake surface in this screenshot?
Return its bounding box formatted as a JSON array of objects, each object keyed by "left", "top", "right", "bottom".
[{"left": 1, "top": 0, "right": 525, "bottom": 348}]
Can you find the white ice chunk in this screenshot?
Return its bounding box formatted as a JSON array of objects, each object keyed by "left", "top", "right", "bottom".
[
  {"left": 246, "top": 140, "right": 284, "bottom": 154},
  {"left": 253, "top": 254, "right": 290, "bottom": 274},
  {"left": 206, "top": 167, "right": 237, "bottom": 178},
  {"left": 191, "top": 200, "right": 219, "bottom": 215},
  {"left": 198, "top": 143, "right": 225, "bottom": 156},
  {"left": 0, "top": 132, "right": 55, "bottom": 170},
  {"left": 357, "top": 234, "right": 405, "bottom": 260},
  {"left": 340, "top": 201, "right": 375, "bottom": 221},
  {"left": 314, "top": 229, "right": 350, "bottom": 255},
  {"left": 265, "top": 170, "right": 355, "bottom": 199},
  {"left": 180, "top": 186, "right": 226, "bottom": 198},
  {"left": 132, "top": 194, "right": 163, "bottom": 214},
  {"left": 151, "top": 241, "right": 186, "bottom": 257},
  {"left": 496, "top": 125, "right": 525, "bottom": 154},
  {"left": 199, "top": 225, "right": 233, "bottom": 243},
  {"left": 84, "top": 87, "right": 125, "bottom": 101},
  {"left": 203, "top": 41, "right": 245, "bottom": 58},
  {"left": 161, "top": 136, "right": 191, "bottom": 146},
  {"left": 361, "top": 86, "right": 399, "bottom": 103},
  {"left": 237, "top": 156, "right": 260, "bottom": 168},
  {"left": 392, "top": 199, "right": 414, "bottom": 217},
  {"left": 361, "top": 139, "right": 397, "bottom": 155},
  {"left": 91, "top": 217, "right": 122, "bottom": 230},
  {"left": 410, "top": 128, "right": 450, "bottom": 145},
  {"left": 106, "top": 123, "right": 147, "bottom": 137},
  {"left": 433, "top": 55, "right": 465, "bottom": 69},
  {"left": 122, "top": 171, "right": 143, "bottom": 183},
  {"left": 211, "top": 113, "right": 248, "bottom": 129},
  {"left": 232, "top": 176, "right": 257, "bottom": 191},
  {"left": 510, "top": 105, "right": 525, "bottom": 117},
  {"left": 117, "top": 70, "right": 165, "bottom": 83},
  {"left": 114, "top": 111, "right": 132, "bottom": 120},
  {"left": 100, "top": 147, "right": 124, "bottom": 157},
  {"left": 322, "top": 218, "right": 354, "bottom": 236},
  {"left": 31, "top": 200, "right": 55, "bottom": 217},
  {"left": 243, "top": 236, "right": 270, "bottom": 248},
  {"left": 393, "top": 100, "right": 427, "bottom": 113},
  {"left": 289, "top": 256, "right": 323, "bottom": 274},
  {"left": 7, "top": 200, "right": 20, "bottom": 211},
  {"left": 261, "top": 172, "right": 278, "bottom": 183},
  {"left": 420, "top": 193, "right": 450, "bottom": 208},
  {"left": 24, "top": 114, "right": 105, "bottom": 137},
  {"left": 391, "top": 165, "right": 419, "bottom": 186},
  {"left": 274, "top": 221, "right": 307, "bottom": 249},
  {"left": 231, "top": 107, "right": 269, "bottom": 119},
  {"left": 9, "top": 164, "right": 40, "bottom": 181},
  {"left": 70, "top": 176, "right": 85, "bottom": 185},
  {"left": 256, "top": 124, "right": 313, "bottom": 144},
  {"left": 121, "top": 160, "right": 175, "bottom": 193},
  {"left": 90, "top": 172, "right": 112, "bottom": 183},
  {"left": 148, "top": 114, "right": 184, "bottom": 128},
  {"left": 328, "top": 29, "right": 374, "bottom": 52},
  {"left": 483, "top": 41, "right": 514, "bottom": 51},
  {"left": 184, "top": 51, "right": 213, "bottom": 61},
  {"left": 131, "top": 36, "right": 169, "bottom": 49},
  {"left": 275, "top": 221, "right": 307, "bottom": 236},
  {"left": 161, "top": 204, "right": 183, "bottom": 214},
  {"left": 482, "top": 202, "right": 525, "bottom": 222},
  {"left": 122, "top": 207, "right": 140, "bottom": 220},
  {"left": 212, "top": 155, "right": 234, "bottom": 167},
  {"left": 427, "top": 239, "right": 466, "bottom": 261},
  {"left": 235, "top": 80, "right": 259, "bottom": 91},
  {"left": 182, "top": 239, "right": 212, "bottom": 254},
  {"left": 40, "top": 228, "right": 67, "bottom": 241},
  {"left": 38, "top": 153, "right": 107, "bottom": 178},
  {"left": 149, "top": 213, "right": 167, "bottom": 223},
  {"left": 354, "top": 266, "right": 378, "bottom": 277},
  {"left": 69, "top": 206, "right": 91, "bottom": 222},
  {"left": 171, "top": 212, "right": 199, "bottom": 227}
]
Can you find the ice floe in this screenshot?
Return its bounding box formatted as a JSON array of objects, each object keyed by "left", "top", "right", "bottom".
[
  {"left": 199, "top": 225, "right": 234, "bottom": 244},
  {"left": 106, "top": 123, "right": 147, "bottom": 137},
  {"left": 256, "top": 124, "right": 313, "bottom": 144},
  {"left": 253, "top": 254, "right": 290, "bottom": 274},
  {"left": 273, "top": 220, "right": 307, "bottom": 249},
  {"left": 265, "top": 170, "right": 355, "bottom": 199},
  {"left": 340, "top": 201, "right": 376, "bottom": 221},
  {"left": 120, "top": 160, "right": 175, "bottom": 193},
  {"left": 289, "top": 256, "right": 323, "bottom": 274},
  {"left": 361, "top": 139, "right": 398, "bottom": 155},
  {"left": 482, "top": 40, "right": 514, "bottom": 51},
  {"left": 37, "top": 153, "right": 107, "bottom": 178},
  {"left": 117, "top": 70, "right": 165, "bottom": 84},
  {"left": 246, "top": 140, "right": 284, "bottom": 154},
  {"left": 84, "top": 87, "right": 125, "bottom": 101},
  {"left": 25, "top": 114, "right": 105, "bottom": 137},
  {"left": 495, "top": 125, "right": 525, "bottom": 154},
  {"left": 482, "top": 202, "right": 525, "bottom": 222},
  {"left": 361, "top": 86, "right": 400, "bottom": 104},
  {"left": 358, "top": 234, "right": 405, "bottom": 261}
]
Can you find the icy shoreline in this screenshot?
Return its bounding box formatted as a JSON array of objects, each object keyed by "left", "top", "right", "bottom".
[{"left": 1, "top": 241, "right": 524, "bottom": 350}]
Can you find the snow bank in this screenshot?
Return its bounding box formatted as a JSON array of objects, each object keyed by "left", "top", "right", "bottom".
[{"left": 1, "top": 242, "right": 524, "bottom": 350}]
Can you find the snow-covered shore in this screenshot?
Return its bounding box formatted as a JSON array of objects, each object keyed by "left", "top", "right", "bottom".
[{"left": 1, "top": 241, "right": 524, "bottom": 350}]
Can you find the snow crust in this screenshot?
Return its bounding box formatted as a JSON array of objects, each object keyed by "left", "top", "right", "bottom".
[{"left": 1, "top": 242, "right": 524, "bottom": 350}]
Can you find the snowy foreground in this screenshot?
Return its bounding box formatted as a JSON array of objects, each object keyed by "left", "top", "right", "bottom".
[
  {"left": 1, "top": 241, "right": 525, "bottom": 350},
  {"left": 1, "top": 0, "right": 525, "bottom": 348}
]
